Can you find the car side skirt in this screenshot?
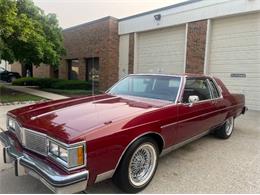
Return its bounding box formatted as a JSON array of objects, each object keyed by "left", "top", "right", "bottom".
[{"left": 160, "top": 129, "right": 210, "bottom": 156}]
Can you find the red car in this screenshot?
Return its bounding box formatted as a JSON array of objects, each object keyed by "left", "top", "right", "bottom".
[{"left": 0, "top": 74, "right": 247, "bottom": 193}]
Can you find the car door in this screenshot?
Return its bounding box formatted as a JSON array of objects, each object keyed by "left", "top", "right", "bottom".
[{"left": 176, "top": 77, "right": 216, "bottom": 143}]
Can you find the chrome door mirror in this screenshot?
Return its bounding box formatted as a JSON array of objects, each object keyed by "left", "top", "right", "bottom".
[{"left": 188, "top": 95, "right": 199, "bottom": 104}]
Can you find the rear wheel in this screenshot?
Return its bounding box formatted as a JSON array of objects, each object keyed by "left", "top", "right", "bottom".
[
  {"left": 113, "top": 137, "right": 159, "bottom": 193},
  {"left": 215, "top": 117, "right": 234, "bottom": 139}
]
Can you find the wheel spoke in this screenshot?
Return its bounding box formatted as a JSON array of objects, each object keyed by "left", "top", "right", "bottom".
[{"left": 128, "top": 143, "right": 157, "bottom": 187}]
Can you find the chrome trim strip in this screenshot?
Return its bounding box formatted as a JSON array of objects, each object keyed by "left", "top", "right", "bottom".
[
  {"left": 113, "top": 131, "right": 165, "bottom": 177},
  {"left": 210, "top": 76, "right": 223, "bottom": 99},
  {"left": 8, "top": 123, "right": 87, "bottom": 172},
  {"left": 161, "top": 103, "right": 243, "bottom": 129},
  {"left": 95, "top": 170, "right": 115, "bottom": 183},
  {"left": 106, "top": 74, "right": 183, "bottom": 104},
  {"left": 174, "top": 76, "right": 184, "bottom": 104},
  {"left": 0, "top": 131, "right": 88, "bottom": 192},
  {"left": 160, "top": 130, "right": 210, "bottom": 156}
]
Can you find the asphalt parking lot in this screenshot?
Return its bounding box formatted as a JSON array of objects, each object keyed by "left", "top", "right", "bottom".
[{"left": 0, "top": 104, "right": 259, "bottom": 193}]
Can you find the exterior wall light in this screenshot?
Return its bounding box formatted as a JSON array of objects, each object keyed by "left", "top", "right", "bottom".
[{"left": 154, "top": 14, "right": 161, "bottom": 21}]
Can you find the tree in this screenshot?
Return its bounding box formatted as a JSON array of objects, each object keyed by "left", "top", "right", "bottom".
[{"left": 0, "top": 0, "right": 65, "bottom": 69}]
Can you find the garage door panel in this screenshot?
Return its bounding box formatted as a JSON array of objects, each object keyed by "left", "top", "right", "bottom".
[
  {"left": 209, "top": 12, "right": 260, "bottom": 110},
  {"left": 211, "top": 37, "right": 260, "bottom": 48},
  {"left": 221, "top": 81, "right": 260, "bottom": 88},
  {"left": 210, "top": 46, "right": 260, "bottom": 54},
  {"left": 212, "top": 15, "right": 260, "bottom": 35},
  {"left": 137, "top": 25, "right": 185, "bottom": 74},
  {"left": 213, "top": 72, "right": 260, "bottom": 79},
  {"left": 210, "top": 52, "right": 259, "bottom": 60},
  {"left": 210, "top": 65, "right": 259, "bottom": 73}
]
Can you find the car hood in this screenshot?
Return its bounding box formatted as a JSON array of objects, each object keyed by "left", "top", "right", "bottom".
[{"left": 10, "top": 94, "right": 169, "bottom": 143}]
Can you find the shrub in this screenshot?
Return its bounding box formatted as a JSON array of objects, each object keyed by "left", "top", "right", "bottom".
[
  {"left": 50, "top": 80, "right": 91, "bottom": 90},
  {"left": 12, "top": 77, "right": 41, "bottom": 86},
  {"left": 12, "top": 77, "right": 91, "bottom": 90}
]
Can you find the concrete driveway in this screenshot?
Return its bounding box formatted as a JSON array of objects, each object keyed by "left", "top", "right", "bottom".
[{"left": 0, "top": 104, "right": 259, "bottom": 193}]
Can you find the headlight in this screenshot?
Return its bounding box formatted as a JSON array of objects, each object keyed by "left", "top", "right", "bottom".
[
  {"left": 49, "top": 142, "right": 59, "bottom": 156},
  {"left": 48, "top": 140, "right": 85, "bottom": 170},
  {"left": 59, "top": 147, "right": 68, "bottom": 162},
  {"left": 7, "top": 117, "right": 16, "bottom": 130}
]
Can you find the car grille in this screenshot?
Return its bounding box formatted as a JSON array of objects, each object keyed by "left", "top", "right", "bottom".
[
  {"left": 23, "top": 129, "right": 48, "bottom": 155},
  {"left": 11, "top": 123, "right": 48, "bottom": 156}
]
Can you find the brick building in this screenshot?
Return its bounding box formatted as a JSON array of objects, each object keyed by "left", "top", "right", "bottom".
[
  {"left": 11, "top": 16, "right": 119, "bottom": 91},
  {"left": 9, "top": 0, "right": 260, "bottom": 110}
]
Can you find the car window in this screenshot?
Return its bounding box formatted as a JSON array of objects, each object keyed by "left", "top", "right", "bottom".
[
  {"left": 0, "top": 67, "right": 5, "bottom": 73},
  {"left": 108, "top": 75, "right": 181, "bottom": 102},
  {"left": 182, "top": 78, "right": 212, "bottom": 103},
  {"left": 208, "top": 79, "right": 220, "bottom": 98}
]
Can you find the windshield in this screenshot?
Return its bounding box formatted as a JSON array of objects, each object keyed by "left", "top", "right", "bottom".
[{"left": 108, "top": 75, "right": 181, "bottom": 102}]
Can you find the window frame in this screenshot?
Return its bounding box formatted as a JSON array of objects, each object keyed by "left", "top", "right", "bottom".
[
  {"left": 181, "top": 77, "right": 216, "bottom": 104},
  {"left": 106, "top": 74, "right": 183, "bottom": 103},
  {"left": 207, "top": 78, "right": 220, "bottom": 99}
]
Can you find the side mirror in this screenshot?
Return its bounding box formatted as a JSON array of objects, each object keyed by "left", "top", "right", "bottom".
[{"left": 188, "top": 95, "right": 199, "bottom": 104}]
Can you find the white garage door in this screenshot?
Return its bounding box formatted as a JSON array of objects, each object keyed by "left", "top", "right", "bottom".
[
  {"left": 136, "top": 25, "right": 186, "bottom": 74},
  {"left": 208, "top": 13, "right": 260, "bottom": 110}
]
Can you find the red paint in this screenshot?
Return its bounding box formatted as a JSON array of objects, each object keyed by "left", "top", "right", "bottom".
[{"left": 7, "top": 74, "right": 246, "bottom": 186}]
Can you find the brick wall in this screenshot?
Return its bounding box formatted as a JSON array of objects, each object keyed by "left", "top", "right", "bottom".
[
  {"left": 60, "top": 16, "right": 119, "bottom": 91},
  {"left": 128, "top": 33, "right": 135, "bottom": 74},
  {"left": 33, "top": 64, "right": 52, "bottom": 78},
  {"left": 186, "top": 20, "right": 207, "bottom": 74},
  {"left": 11, "top": 62, "right": 22, "bottom": 75}
]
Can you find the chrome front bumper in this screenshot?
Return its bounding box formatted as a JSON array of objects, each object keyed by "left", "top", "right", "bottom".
[{"left": 0, "top": 131, "right": 89, "bottom": 194}]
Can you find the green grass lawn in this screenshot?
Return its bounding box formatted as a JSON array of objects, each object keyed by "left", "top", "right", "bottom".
[
  {"left": 41, "top": 88, "right": 102, "bottom": 97},
  {"left": 0, "top": 85, "right": 45, "bottom": 103}
]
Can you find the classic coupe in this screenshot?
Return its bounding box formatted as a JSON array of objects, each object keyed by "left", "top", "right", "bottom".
[{"left": 0, "top": 74, "right": 247, "bottom": 193}]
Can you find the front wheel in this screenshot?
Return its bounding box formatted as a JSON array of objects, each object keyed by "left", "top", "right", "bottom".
[
  {"left": 215, "top": 117, "right": 234, "bottom": 139},
  {"left": 113, "top": 137, "right": 159, "bottom": 193}
]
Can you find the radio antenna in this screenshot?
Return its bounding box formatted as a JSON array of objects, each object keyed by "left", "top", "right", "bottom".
[
  {"left": 91, "top": 55, "right": 95, "bottom": 100},
  {"left": 92, "top": 55, "right": 95, "bottom": 97}
]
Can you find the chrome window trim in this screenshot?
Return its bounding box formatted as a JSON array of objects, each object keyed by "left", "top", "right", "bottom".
[
  {"left": 210, "top": 76, "right": 223, "bottom": 99},
  {"left": 106, "top": 74, "right": 183, "bottom": 103},
  {"left": 180, "top": 76, "right": 224, "bottom": 105},
  {"left": 207, "top": 77, "right": 223, "bottom": 99},
  {"left": 174, "top": 76, "right": 184, "bottom": 104}
]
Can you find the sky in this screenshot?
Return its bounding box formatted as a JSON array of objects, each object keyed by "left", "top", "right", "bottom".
[{"left": 33, "top": 0, "right": 188, "bottom": 29}]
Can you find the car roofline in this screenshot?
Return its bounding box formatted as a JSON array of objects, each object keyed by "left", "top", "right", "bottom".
[{"left": 128, "top": 73, "right": 209, "bottom": 78}]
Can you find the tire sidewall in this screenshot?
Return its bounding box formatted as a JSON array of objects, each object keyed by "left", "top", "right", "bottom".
[
  {"left": 225, "top": 117, "right": 234, "bottom": 137},
  {"left": 114, "top": 137, "right": 159, "bottom": 193},
  {"left": 215, "top": 116, "right": 235, "bottom": 139}
]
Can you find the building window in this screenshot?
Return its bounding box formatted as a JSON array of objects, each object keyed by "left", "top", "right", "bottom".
[
  {"left": 86, "top": 57, "right": 99, "bottom": 83},
  {"left": 68, "top": 59, "right": 80, "bottom": 80}
]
